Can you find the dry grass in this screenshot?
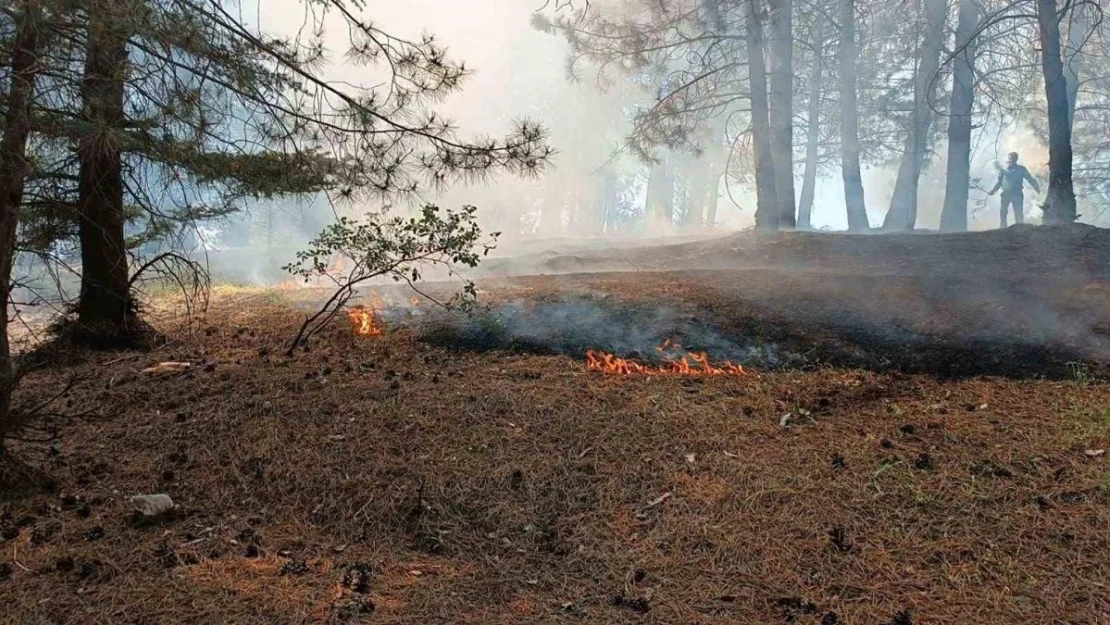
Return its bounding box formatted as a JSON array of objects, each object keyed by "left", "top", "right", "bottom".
[{"left": 2, "top": 283, "right": 1109, "bottom": 624}]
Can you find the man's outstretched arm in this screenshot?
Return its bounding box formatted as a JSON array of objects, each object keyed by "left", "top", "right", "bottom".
[
  {"left": 987, "top": 172, "right": 1003, "bottom": 195},
  {"left": 1025, "top": 169, "right": 1041, "bottom": 193}
]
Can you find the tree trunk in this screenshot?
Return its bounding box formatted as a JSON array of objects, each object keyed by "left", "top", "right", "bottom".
[
  {"left": 768, "top": 0, "right": 796, "bottom": 228},
  {"left": 746, "top": 0, "right": 780, "bottom": 230},
  {"left": 883, "top": 0, "right": 948, "bottom": 231},
  {"left": 939, "top": 0, "right": 979, "bottom": 232},
  {"left": 77, "top": 1, "right": 135, "bottom": 340},
  {"left": 704, "top": 114, "right": 729, "bottom": 228},
  {"left": 684, "top": 162, "right": 709, "bottom": 229},
  {"left": 1036, "top": 0, "right": 1078, "bottom": 224},
  {"left": 797, "top": 21, "right": 825, "bottom": 231},
  {"left": 706, "top": 172, "right": 722, "bottom": 227},
  {"left": 1063, "top": 3, "right": 1090, "bottom": 130},
  {"left": 838, "top": 0, "right": 868, "bottom": 231},
  {"left": 0, "top": 3, "right": 43, "bottom": 460}
]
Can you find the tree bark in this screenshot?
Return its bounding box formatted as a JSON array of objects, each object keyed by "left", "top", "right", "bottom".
[
  {"left": 0, "top": 3, "right": 43, "bottom": 456},
  {"left": 706, "top": 172, "right": 722, "bottom": 227},
  {"left": 838, "top": 0, "right": 868, "bottom": 231},
  {"left": 1063, "top": 3, "right": 1090, "bottom": 130},
  {"left": 746, "top": 0, "right": 780, "bottom": 230},
  {"left": 883, "top": 0, "right": 948, "bottom": 231},
  {"left": 77, "top": 1, "right": 135, "bottom": 339},
  {"left": 684, "top": 161, "right": 709, "bottom": 229},
  {"left": 645, "top": 158, "right": 675, "bottom": 230},
  {"left": 1036, "top": 0, "right": 1078, "bottom": 224},
  {"left": 939, "top": 0, "right": 979, "bottom": 232},
  {"left": 797, "top": 21, "right": 825, "bottom": 231},
  {"left": 768, "top": 0, "right": 796, "bottom": 228}
]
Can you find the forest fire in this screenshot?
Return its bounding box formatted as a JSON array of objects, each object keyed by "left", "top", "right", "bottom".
[
  {"left": 347, "top": 307, "right": 383, "bottom": 336},
  {"left": 586, "top": 349, "right": 747, "bottom": 377}
]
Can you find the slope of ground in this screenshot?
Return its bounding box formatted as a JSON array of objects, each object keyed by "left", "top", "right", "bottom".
[
  {"left": 3, "top": 226, "right": 1110, "bottom": 624},
  {"left": 2, "top": 286, "right": 1110, "bottom": 625}
]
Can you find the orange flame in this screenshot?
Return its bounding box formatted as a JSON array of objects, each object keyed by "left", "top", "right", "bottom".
[
  {"left": 586, "top": 349, "right": 746, "bottom": 377},
  {"left": 347, "top": 307, "right": 383, "bottom": 337}
]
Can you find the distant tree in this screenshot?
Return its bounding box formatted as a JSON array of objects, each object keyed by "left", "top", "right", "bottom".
[
  {"left": 882, "top": 0, "right": 949, "bottom": 231},
  {"left": 1036, "top": 0, "right": 1078, "bottom": 222},
  {"left": 939, "top": 0, "right": 982, "bottom": 232},
  {"left": 769, "top": 0, "right": 797, "bottom": 228},
  {"left": 0, "top": 1, "right": 46, "bottom": 483},
  {"left": 838, "top": 0, "right": 869, "bottom": 231},
  {"left": 747, "top": 0, "right": 781, "bottom": 229}
]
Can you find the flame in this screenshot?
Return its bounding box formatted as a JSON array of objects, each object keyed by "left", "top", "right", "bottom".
[
  {"left": 586, "top": 349, "right": 746, "bottom": 377},
  {"left": 346, "top": 307, "right": 383, "bottom": 337}
]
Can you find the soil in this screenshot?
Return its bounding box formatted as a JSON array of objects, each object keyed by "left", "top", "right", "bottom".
[{"left": 2, "top": 225, "right": 1109, "bottom": 624}]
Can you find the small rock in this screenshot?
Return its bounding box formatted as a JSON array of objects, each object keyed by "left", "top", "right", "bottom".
[
  {"left": 913, "top": 453, "right": 935, "bottom": 471},
  {"left": 1084, "top": 449, "right": 1105, "bottom": 458},
  {"left": 280, "top": 559, "right": 310, "bottom": 576},
  {"left": 342, "top": 563, "right": 374, "bottom": 594},
  {"left": 130, "top": 494, "right": 174, "bottom": 517}
]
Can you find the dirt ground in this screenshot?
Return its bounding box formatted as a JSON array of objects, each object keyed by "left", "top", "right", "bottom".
[{"left": 2, "top": 226, "right": 1110, "bottom": 624}]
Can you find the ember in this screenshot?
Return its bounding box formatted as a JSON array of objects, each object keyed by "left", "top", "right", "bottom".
[
  {"left": 586, "top": 349, "right": 746, "bottom": 377},
  {"left": 347, "top": 307, "right": 383, "bottom": 336}
]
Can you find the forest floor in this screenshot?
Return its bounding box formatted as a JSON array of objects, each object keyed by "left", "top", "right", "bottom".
[{"left": 2, "top": 225, "right": 1110, "bottom": 624}]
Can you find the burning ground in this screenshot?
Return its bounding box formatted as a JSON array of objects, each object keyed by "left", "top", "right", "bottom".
[{"left": 2, "top": 226, "right": 1110, "bottom": 624}]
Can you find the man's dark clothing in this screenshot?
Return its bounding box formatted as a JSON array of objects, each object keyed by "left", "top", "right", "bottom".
[
  {"left": 999, "top": 192, "right": 1024, "bottom": 227},
  {"left": 988, "top": 163, "right": 1039, "bottom": 227}
]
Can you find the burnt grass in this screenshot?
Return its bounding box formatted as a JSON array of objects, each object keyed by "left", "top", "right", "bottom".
[
  {"left": 418, "top": 224, "right": 1110, "bottom": 380},
  {"left": 2, "top": 226, "right": 1110, "bottom": 624}
]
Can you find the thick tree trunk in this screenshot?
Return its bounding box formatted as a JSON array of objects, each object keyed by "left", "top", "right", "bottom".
[
  {"left": 883, "top": 0, "right": 948, "bottom": 231},
  {"left": 940, "top": 0, "right": 979, "bottom": 232},
  {"left": 704, "top": 114, "right": 729, "bottom": 228},
  {"left": 1063, "top": 4, "right": 1090, "bottom": 130},
  {"left": 746, "top": 0, "right": 780, "bottom": 230},
  {"left": 768, "top": 0, "right": 796, "bottom": 228},
  {"left": 838, "top": 0, "right": 868, "bottom": 232},
  {"left": 1036, "top": 0, "right": 1078, "bottom": 224},
  {"left": 706, "top": 172, "right": 722, "bottom": 227},
  {"left": 684, "top": 163, "right": 709, "bottom": 228},
  {"left": 797, "top": 22, "right": 825, "bottom": 231},
  {"left": 0, "top": 4, "right": 42, "bottom": 461},
  {"left": 77, "top": 2, "right": 135, "bottom": 340}
]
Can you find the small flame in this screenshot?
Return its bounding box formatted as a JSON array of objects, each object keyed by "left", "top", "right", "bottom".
[
  {"left": 586, "top": 349, "right": 746, "bottom": 377},
  {"left": 347, "top": 307, "right": 383, "bottom": 337}
]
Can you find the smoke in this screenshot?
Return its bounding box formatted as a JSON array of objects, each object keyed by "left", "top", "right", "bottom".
[{"left": 416, "top": 295, "right": 784, "bottom": 366}]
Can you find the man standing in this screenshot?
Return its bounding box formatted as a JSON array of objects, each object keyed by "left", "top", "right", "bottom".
[{"left": 987, "top": 152, "right": 1041, "bottom": 227}]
